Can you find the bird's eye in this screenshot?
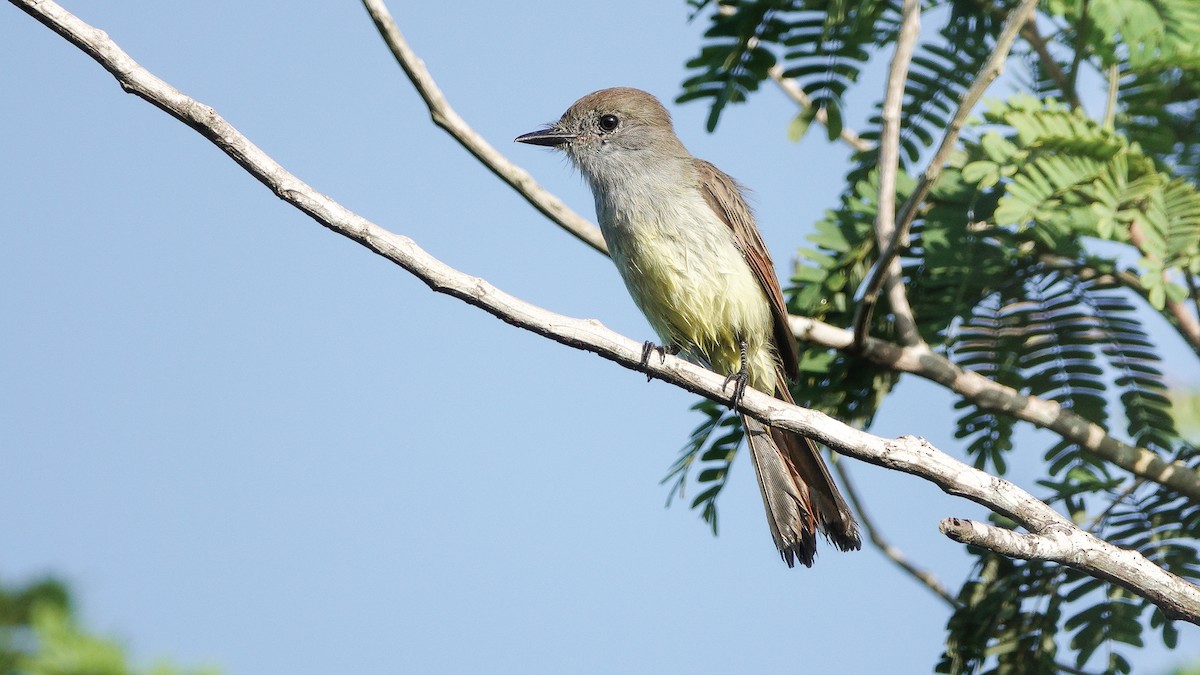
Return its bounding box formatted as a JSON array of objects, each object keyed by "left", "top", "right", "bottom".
[{"left": 598, "top": 114, "right": 619, "bottom": 132}]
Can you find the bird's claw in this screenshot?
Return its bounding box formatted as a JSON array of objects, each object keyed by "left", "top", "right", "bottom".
[
  {"left": 722, "top": 368, "right": 749, "bottom": 408},
  {"left": 723, "top": 339, "right": 751, "bottom": 408},
  {"left": 640, "top": 341, "right": 678, "bottom": 382}
]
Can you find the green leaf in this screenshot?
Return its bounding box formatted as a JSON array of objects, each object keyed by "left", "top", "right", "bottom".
[
  {"left": 787, "top": 106, "right": 817, "bottom": 142},
  {"left": 1149, "top": 282, "right": 1166, "bottom": 309},
  {"left": 962, "top": 160, "right": 999, "bottom": 187}
]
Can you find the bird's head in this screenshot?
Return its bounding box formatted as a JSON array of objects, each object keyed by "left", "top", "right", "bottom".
[{"left": 515, "top": 87, "right": 688, "bottom": 186}]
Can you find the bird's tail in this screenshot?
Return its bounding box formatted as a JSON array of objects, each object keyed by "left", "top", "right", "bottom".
[{"left": 742, "top": 395, "right": 860, "bottom": 567}]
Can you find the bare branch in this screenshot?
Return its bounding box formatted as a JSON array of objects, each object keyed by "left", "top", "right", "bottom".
[
  {"left": 14, "top": 0, "right": 1200, "bottom": 624},
  {"left": 768, "top": 65, "right": 873, "bottom": 153},
  {"left": 854, "top": 0, "right": 1041, "bottom": 344},
  {"left": 790, "top": 314, "right": 1200, "bottom": 502},
  {"left": 832, "top": 460, "right": 958, "bottom": 606},
  {"left": 359, "top": 0, "right": 608, "bottom": 255},
  {"left": 852, "top": 0, "right": 922, "bottom": 349},
  {"left": 941, "top": 517, "right": 1192, "bottom": 615}
]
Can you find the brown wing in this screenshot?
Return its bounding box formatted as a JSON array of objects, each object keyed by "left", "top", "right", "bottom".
[
  {"left": 694, "top": 159, "right": 800, "bottom": 381},
  {"left": 695, "top": 161, "right": 862, "bottom": 560}
]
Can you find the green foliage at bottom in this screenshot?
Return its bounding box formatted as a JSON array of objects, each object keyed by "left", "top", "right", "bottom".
[{"left": 0, "top": 577, "right": 219, "bottom": 675}]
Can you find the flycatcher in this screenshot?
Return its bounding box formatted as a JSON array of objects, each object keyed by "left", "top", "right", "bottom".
[{"left": 516, "top": 87, "right": 860, "bottom": 567}]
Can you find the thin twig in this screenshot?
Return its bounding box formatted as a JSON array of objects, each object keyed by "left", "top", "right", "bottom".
[
  {"left": 852, "top": 0, "right": 1041, "bottom": 348},
  {"left": 359, "top": 0, "right": 608, "bottom": 255},
  {"left": 852, "top": 0, "right": 922, "bottom": 349},
  {"left": 13, "top": 0, "right": 1200, "bottom": 624},
  {"left": 1085, "top": 480, "right": 1144, "bottom": 533},
  {"left": 768, "top": 65, "right": 873, "bottom": 153},
  {"left": 981, "top": 5, "right": 1078, "bottom": 108},
  {"left": 1018, "top": 16, "right": 1081, "bottom": 109},
  {"left": 832, "top": 460, "right": 958, "bottom": 606},
  {"left": 1102, "top": 62, "right": 1119, "bottom": 130}
]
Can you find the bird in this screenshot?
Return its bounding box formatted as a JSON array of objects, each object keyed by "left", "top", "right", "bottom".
[{"left": 516, "top": 87, "right": 860, "bottom": 566}]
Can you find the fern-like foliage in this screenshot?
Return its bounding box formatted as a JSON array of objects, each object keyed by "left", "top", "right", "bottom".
[
  {"left": 852, "top": 9, "right": 1001, "bottom": 179},
  {"left": 1083, "top": 288, "right": 1178, "bottom": 453},
  {"left": 938, "top": 547, "right": 1066, "bottom": 675},
  {"left": 950, "top": 291, "right": 1027, "bottom": 475},
  {"left": 1119, "top": 52, "right": 1200, "bottom": 180},
  {"left": 777, "top": 1, "right": 902, "bottom": 139},
  {"left": 670, "top": 1, "right": 1200, "bottom": 669},
  {"left": 682, "top": 0, "right": 1009, "bottom": 177},
  {"left": 1044, "top": 0, "right": 1200, "bottom": 180},
  {"left": 934, "top": 97, "right": 1200, "bottom": 675},
  {"left": 678, "top": 0, "right": 790, "bottom": 132},
  {"left": 965, "top": 96, "right": 1200, "bottom": 327},
  {"left": 941, "top": 453, "right": 1200, "bottom": 675},
  {"left": 680, "top": 0, "right": 903, "bottom": 134},
  {"left": 661, "top": 399, "right": 742, "bottom": 534}
]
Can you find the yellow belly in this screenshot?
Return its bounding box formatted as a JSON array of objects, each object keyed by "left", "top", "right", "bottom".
[{"left": 605, "top": 207, "right": 777, "bottom": 391}]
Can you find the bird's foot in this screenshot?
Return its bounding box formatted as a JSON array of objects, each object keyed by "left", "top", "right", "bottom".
[
  {"left": 722, "top": 340, "right": 750, "bottom": 407},
  {"left": 640, "top": 341, "right": 679, "bottom": 381},
  {"left": 722, "top": 368, "right": 749, "bottom": 408}
]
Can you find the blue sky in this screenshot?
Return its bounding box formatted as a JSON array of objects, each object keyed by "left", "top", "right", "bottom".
[{"left": 2, "top": 1, "right": 1197, "bottom": 673}]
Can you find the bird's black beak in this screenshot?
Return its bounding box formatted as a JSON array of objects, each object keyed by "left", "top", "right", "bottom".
[{"left": 514, "top": 127, "right": 575, "bottom": 147}]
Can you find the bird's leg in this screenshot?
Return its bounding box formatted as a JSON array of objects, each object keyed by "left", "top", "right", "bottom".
[
  {"left": 722, "top": 340, "right": 750, "bottom": 408},
  {"left": 640, "top": 341, "right": 680, "bottom": 381}
]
